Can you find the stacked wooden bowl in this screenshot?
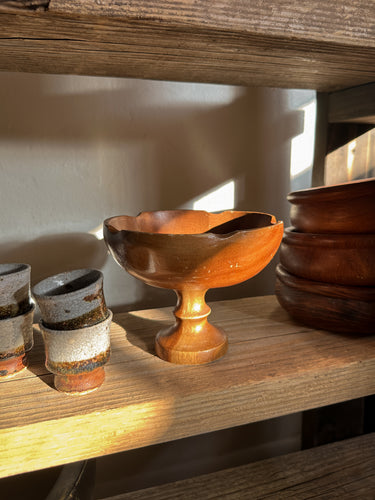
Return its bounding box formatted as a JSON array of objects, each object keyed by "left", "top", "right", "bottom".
[{"left": 275, "top": 178, "right": 375, "bottom": 334}]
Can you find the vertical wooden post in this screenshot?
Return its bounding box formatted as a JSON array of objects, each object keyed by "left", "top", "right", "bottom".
[{"left": 311, "top": 92, "right": 329, "bottom": 187}]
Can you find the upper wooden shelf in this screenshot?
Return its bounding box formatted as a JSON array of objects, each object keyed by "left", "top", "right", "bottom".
[
  {"left": 0, "top": 0, "right": 375, "bottom": 91},
  {"left": 329, "top": 82, "right": 375, "bottom": 124},
  {"left": 1, "top": 295, "right": 375, "bottom": 479}
]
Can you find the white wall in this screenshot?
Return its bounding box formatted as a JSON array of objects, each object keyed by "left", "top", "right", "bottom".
[{"left": 0, "top": 72, "right": 314, "bottom": 495}]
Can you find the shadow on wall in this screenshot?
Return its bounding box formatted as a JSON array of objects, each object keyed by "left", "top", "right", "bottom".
[
  {"left": 0, "top": 234, "right": 108, "bottom": 286},
  {"left": 0, "top": 72, "right": 303, "bottom": 309}
]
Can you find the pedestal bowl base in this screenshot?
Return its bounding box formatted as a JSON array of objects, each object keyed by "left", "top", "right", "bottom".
[{"left": 155, "top": 320, "right": 228, "bottom": 365}]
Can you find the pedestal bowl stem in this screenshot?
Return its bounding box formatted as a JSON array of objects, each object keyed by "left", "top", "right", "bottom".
[{"left": 155, "top": 288, "right": 228, "bottom": 365}]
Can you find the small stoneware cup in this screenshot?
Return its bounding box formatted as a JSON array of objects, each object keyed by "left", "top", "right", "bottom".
[
  {"left": 39, "top": 311, "right": 112, "bottom": 395},
  {"left": 32, "top": 269, "right": 108, "bottom": 330},
  {"left": 0, "top": 305, "right": 34, "bottom": 378},
  {"left": 0, "top": 263, "right": 31, "bottom": 319}
]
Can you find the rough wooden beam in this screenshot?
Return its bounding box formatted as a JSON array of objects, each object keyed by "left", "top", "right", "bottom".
[
  {"left": 49, "top": 0, "right": 375, "bottom": 50},
  {"left": 329, "top": 83, "right": 375, "bottom": 124},
  {"left": 0, "top": 1, "right": 374, "bottom": 89},
  {"left": 0, "top": 0, "right": 48, "bottom": 10}
]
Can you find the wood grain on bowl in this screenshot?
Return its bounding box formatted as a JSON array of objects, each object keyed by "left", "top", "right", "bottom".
[
  {"left": 280, "top": 227, "right": 375, "bottom": 286},
  {"left": 275, "top": 264, "right": 375, "bottom": 334},
  {"left": 288, "top": 178, "right": 375, "bottom": 234}
]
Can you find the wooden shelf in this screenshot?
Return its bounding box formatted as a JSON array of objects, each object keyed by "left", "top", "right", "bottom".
[
  {"left": 1, "top": 295, "right": 375, "bottom": 479},
  {"left": 328, "top": 82, "right": 375, "bottom": 124},
  {"left": 105, "top": 433, "right": 375, "bottom": 499},
  {"left": 0, "top": 0, "right": 375, "bottom": 90}
]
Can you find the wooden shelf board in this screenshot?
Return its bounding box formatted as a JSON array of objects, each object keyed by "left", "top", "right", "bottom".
[
  {"left": 1, "top": 295, "right": 375, "bottom": 478},
  {"left": 0, "top": 1, "right": 375, "bottom": 90},
  {"left": 329, "top": 83, "right": 375, "bottom": 124},
  {"left": 105, "top": 433, "right": 375, "bottom": 499}
]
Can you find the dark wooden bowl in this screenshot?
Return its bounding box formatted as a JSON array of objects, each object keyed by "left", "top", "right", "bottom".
[
  {"left": 275, "top": 264, "right": 375, "bottom": 334},
  {"left": 288, "top": 178, "right": 375, "bottom": 234},
  {"left": 280, "top": 227, "right": 375, "bottom": 286},
  {"left": 104, "top": 210, "right": 283, "bottom": 364}
]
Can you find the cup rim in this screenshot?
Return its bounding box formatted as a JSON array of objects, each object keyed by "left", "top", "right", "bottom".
[
  {"left": 0, "top": 263, "right": 30, "bottom": 278},
  {"left": 32, "top": 268, "right": 103, "bottom": 299},
  {"left": 0, "top": 304, "right": 35, "bottom": 324}
]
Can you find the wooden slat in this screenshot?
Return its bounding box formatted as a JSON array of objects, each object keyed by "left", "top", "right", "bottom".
[
  {"left": 0, "top": 1, "right": 375, "bottom": 90},
  {"left": 49, "top": 0, "right": 375, "bottom": 48},
  {"left": 1, "top": 295, "right": 375, "bottom": 478},
  {"left": 106, "top": 433, "right": 375, "bottom": 499},
  {"left": 329, "top": 83, "right": 375, "bottom": 124},
  {"left": 0, "top": 0, "right": 48, "bottom": 9},
  {"left": 311, "top": 92, "right": 329, "bottom": 187}
]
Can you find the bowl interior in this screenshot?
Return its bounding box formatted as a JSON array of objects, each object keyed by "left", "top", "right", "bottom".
[
  {"left": 0, "top": 263, "right": 29, "bottom": 277},
  {"left": 105, "top": 210, "right": 275, "bottom": 235}
]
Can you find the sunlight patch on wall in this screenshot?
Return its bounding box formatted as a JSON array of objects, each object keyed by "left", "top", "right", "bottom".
[
  {"left": 290, "top": 99, "right": 316, "bottom": 190},
  {"left": 89, "top": 224, "right": 104, "bottom": 240},
  {"left": 325, "top": 128, "right": 375, "bottom": 185},
  {"left": 346, "top": 139, "right": 357, "bottom": 181},
  {"left": 192, "top": 179, "right": 236, "bottom": 212}
]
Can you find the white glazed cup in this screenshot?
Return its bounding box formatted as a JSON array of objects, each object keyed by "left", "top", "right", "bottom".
[
  {"left": 0, "top": 263, "right": 31, "bottom": 319},
  {"left": 0, "top": 305, "right": 34, "bottom": 378},
  {"left": 32, "top": 269, "right": 108, "bottom": 330},
  {"left": 39, "top": 310, "right": 112, "bottom": 394}
]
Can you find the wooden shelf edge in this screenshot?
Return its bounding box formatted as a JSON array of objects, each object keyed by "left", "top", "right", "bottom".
[
  {"left": 329, "top": 83, "right": 375, "bottom": 124},
  {"left": 103, "top": 433, "right": 375, "bottom": 499},
  {"left": 46, "top": 1, "right": 375, "bottom": 51},
  {"left": 1, "top": 295, "right": 374, "bottom": 479},
  {"left": 0, "top": 3, "right": 375, "bottom": 90}
]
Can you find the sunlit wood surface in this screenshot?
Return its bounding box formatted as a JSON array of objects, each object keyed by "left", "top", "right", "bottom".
[{"left": 1, "top": 295, "right": 375, "bottom": 478}]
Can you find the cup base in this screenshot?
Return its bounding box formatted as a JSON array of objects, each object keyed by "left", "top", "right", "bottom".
[
  {"left": 0, "top": 354, "right": 27, "bottom": 379},
  {"left": 54, "top": 366, "right": 105, "bottom": 395}
]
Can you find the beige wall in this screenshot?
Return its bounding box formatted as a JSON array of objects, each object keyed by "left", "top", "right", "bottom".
[{"left": 0, "top": 72, "right": 311, "bottom": 312}]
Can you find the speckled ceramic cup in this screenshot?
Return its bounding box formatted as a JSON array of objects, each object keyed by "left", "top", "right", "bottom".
[
  {"left": 0, "top": 305, "right": 34, "bottom": 378},
  {"left": 39, "top": 310, "right": 112, "bottom": 394},
  {"left": 0, "top": 263, "right": 31, "bottom": 319},
  {"left": 32, "top": 269, "right": 108, "bottom": 330}
]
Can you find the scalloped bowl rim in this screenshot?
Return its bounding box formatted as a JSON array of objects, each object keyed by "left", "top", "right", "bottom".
[{"left": 104, "top": 209, "right": 281, "bottom": 239}]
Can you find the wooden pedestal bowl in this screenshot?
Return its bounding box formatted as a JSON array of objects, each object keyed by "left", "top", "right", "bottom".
[
  {"left": 288, "top": 178, "right": 375, "bottom": 234},
  {"left": 104, "top": 210, "right": 283, "bottom": 364},
  {"left": 280, "top": 227, "right": 375, "bottom": 286},
  {"left": 275, "top": 264, "right": 375, "bottom": 334}
]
